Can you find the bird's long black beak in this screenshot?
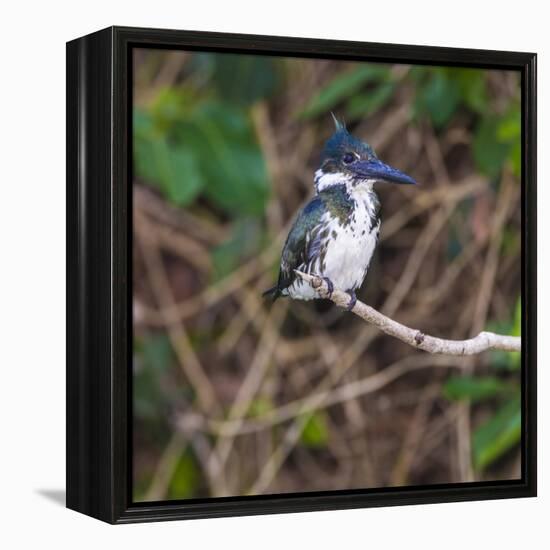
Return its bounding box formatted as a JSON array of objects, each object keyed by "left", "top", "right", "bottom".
[{"left": 353, "top": 159, "right": 416, "bottom": 185}]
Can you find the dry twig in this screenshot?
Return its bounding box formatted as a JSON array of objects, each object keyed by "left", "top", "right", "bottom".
[{"left": 293, "top": 271, "right": 520, "bottom": 355}]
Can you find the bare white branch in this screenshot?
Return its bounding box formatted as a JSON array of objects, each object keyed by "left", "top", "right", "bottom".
[{"left": 294, "top": 270, "right": 521, "bottom": 355}]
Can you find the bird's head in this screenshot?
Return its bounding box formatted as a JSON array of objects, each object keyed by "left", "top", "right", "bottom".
[{"left": 314, "top": 116, "right": 416, "bottom": 193}]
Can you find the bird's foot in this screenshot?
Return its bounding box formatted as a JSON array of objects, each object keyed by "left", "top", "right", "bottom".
[
  {"left": 322, "top": 277, "right": 334, "bottom": 298},
  {"left": 345, "top": 290, "right": 357, "bottom": 311}
]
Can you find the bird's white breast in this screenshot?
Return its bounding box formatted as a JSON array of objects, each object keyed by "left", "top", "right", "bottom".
[
  {"left": 287, "top": 185, "right": 380, "bottom": 300},
  {"left": 322, "top": 190, "right": 379, "bottom": 292}
]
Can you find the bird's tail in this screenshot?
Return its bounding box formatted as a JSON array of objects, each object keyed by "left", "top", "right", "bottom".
[{"left": 262, "top": 285, "right": 281, "bottom": 302}]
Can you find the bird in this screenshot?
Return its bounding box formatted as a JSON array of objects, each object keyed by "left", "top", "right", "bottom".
[{"left": 263, "top": 116, "right": 416, "bottom": 310}]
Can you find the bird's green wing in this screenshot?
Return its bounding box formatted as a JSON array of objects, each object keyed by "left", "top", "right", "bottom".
[{"left": 276, "top": 196, "right": 327, "bottom": 293}]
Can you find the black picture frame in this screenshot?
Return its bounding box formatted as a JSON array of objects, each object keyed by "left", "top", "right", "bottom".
[{"left": 66, "top": 26, "right": 537, "bottom": 524}]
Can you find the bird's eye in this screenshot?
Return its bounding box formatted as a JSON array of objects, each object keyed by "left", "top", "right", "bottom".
[{"left": 343, "top": 152, "right": 356, "bottom": 164}]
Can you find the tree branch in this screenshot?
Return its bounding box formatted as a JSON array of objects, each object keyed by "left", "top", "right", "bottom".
[{"left": 294, "top": 271, "right": 520, "bottom": 355}]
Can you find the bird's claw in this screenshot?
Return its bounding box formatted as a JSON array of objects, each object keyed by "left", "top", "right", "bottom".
[
  {"left": 322, "top": 277, "right": 334, "bottom": 298},
  {"left": 346, "top": 290, "right": 357, "bottom": 311}
]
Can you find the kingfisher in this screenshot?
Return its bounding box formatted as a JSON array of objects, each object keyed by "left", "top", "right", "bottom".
[{"left": 263, "top": 117, "right": 416, "bottom": 309}]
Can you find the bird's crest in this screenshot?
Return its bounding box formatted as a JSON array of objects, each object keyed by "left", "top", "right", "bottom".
[
  {"left": 321, "top": 115, "right": 376, "bottom": 163},
  {"left": 330, "top": 112, "right": 346, "bottom": 132}
]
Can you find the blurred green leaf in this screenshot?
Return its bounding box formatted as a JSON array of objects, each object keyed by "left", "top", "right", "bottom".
[
  {"left": 298, "top": 65, "right": 390, "bottom": 119},
  {"left": 248, "top": 397, "right": 273, "bottom": 418},
  {"left": 413, "top": 67, "right": 489, "bottom": 129},
  {"left": 497, "top": 104, "right": 521, "bottom": 178},
  {"left": 133, "top": 335, "right": 175, "bottom": 420},
  {"left": 346, "top": 81, "right": 395, "bottom": 119},
  {"left": 510, "top": 297, "right": 522, "bottom": 370},
  {"left": 181, "top": 103, "right": 270, "bottom": 216},
  {"left": 415, "top": 70, "right": 461, "bottom": 129},
  {"left": 490, "top": 349, "right": 519, "bottom": 371},
  {"left": 443, "top": 375, "right": 514, "bottom": 403},
  {"left": 453, "top": 68, "right": 489, "bottom": 113},
  {"left": 134, "top": 134, "right": 159, "bottom": 184},
  {"left": 134, "top": 110, "right": 159, "bottom": 183},
  {"left": 133, "top": 476, "right": 153, "bottom": 502},
  {"left": 134, "top": 108, "right": 155, "bottom": 136},
  {"left": 301, "top": 412, "right": 329, "bottom": 448},
  {"left": 210, "top": 54, "right": 280, "bottom": 106},
  {"left": 509, "top": 141, "right": 521, "bottom": 178},
  {"left": 473, "top": 394, "right": 521, "bottom": 471},
  {"left": 138, "top": 334, "right": 173, "bottom": 372},
  {"left": 134, "top": 110, "right": 204, "bottom": 206},
  {"left": 168, "top": 453, "right": 200, "bottom": 499},
  {"left": 512, "top": 297, "right": 521, "bottom": 337},
  {"left": 133, "top": 367, "right": 162, "bottom": 420},
  {"left": 500, "top": 226, "right": 521, "bottom": 257},
  {"left": 135, "top": 100, "right": 270, "bottom": 215},
  {"left": 472, "top": 101, "right": 521, "bottom": 180},
  {"left": 164, "top": 149, "right": 203, "bottom": 206},
  {"left": 138, "top": 137, "right": 203, "bottom": 206},
  {"left": 497, "top": 111, "right": 521, "bottom": 142},
  {"left": 150, "top": 87, "right": 195, "bottom": 132},
  {"left": 473, "top": 116, "right": 512, "bottom": 178},
  {"left": 152, "top": 139, "right": 203, "bottom": 206}
]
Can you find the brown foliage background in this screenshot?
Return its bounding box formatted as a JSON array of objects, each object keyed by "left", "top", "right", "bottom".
[{"left": 132, "top": 49, "right": 521, "bottom": 501}]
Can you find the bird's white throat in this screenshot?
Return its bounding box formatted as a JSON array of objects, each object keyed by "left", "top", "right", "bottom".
[{"left": 314, "top": 169, "right": 375, "bottom": 195}]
